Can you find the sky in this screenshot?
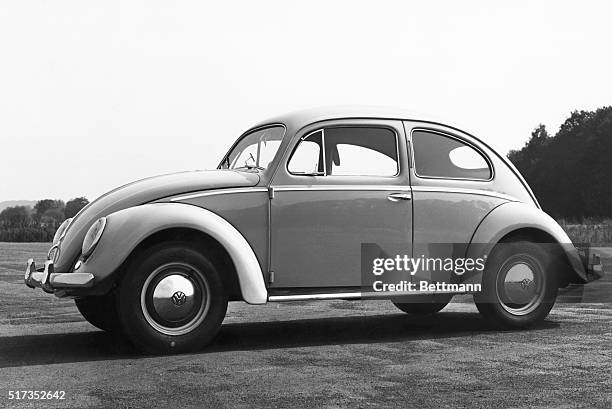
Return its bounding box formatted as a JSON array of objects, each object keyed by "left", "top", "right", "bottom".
[{"left": 1, "top": 1, "right": 611, "bottom": 202}]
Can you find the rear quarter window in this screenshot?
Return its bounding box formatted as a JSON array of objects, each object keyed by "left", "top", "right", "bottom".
[{"left": 412, "top": 130, "right": 492, "bottom": 180}]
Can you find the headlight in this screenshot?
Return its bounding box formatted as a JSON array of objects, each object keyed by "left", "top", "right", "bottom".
[
  {"left": 53, "top": 218, "right": 73, "bottom": 244},
  {"left": 82, "top": 217, "right": 107, "bottom": 258}
]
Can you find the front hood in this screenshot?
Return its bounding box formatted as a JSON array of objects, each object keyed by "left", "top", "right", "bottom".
[{"left": 55, "top": 169, "right": 260, "bottom": 271}]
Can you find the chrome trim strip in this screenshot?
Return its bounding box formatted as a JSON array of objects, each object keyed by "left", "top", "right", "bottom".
[
  {"left": 411, "top": 186, "right": 516, "bottom": 201},
  {"left": 362, "top": 290, "right": 479, "bottom": 297},
  {"left": 322, "top": 129, "right": 327, "bottom": 175},
  {"left": 268, "top": 288, "right": 479, "bottom": 302},
  {"left": 273, "top": 185, "right": 412, "bottom": 192},
  {"left": 170, "top": 187, "right": 269, "bottom": 201},
  {"left": 269, "top": 293, "right": 362, "bottom": 301}
]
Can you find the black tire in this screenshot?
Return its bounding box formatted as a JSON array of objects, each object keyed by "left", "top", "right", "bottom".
[
  {"left": 392, "top": 294, "right": 452, "bottom": 314},
  {"left": 75, "top": 292, "right": 120, "bottom": 332},
  {"left": 474, "top": 240, "right": 558, "bottom": 329},
  {"left": 117, "top": 243, "right": 228, "bottom": 354}
]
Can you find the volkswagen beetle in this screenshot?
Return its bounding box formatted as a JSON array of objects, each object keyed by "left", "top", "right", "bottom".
[{"left": 24, "top": 107, "right": 603, "bottom": 353}]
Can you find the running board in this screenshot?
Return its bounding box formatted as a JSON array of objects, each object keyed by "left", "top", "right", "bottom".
[{"left": 268, "top": 289, "right": 479, "bottom": 302}]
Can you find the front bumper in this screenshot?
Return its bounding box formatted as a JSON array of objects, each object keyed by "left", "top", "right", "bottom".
[{"left": 24, "top": 259, "right": 94, "bottom": 293}]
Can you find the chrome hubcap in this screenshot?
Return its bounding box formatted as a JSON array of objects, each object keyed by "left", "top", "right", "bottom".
[
  {"left": 141, "top": 262, "right": 210, "bottom": 335},
  {"left": 497, "top": 256, "right": 544, "bottom": 316},
  {"left": 152, "top": 275, "right": 196, "bottom": 322}
]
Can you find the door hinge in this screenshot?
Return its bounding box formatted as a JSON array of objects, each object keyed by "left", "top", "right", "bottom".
[
  {"left": 268, "top": 270, "right": 275, "bottom": 284},
  {"left": 268, "top": 186, "right": 274, "bottom": 200}
]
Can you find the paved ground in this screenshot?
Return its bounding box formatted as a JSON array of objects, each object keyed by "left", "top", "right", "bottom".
[{"left": 0, "top": 243, "right": 610, "bottom": 408}]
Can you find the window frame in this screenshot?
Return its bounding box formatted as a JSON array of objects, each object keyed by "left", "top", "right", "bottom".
[
  {"left": 287, "top": 129, "right": 326, "bottom": 176},
  {"left": 409, "top": 128, "right": 495, "bottom": 182},
  {"left": 286, "top": 125, "right": 401, "bottom": 178},
  {"left": 218, "top": 123, "right": 287, "bottom": 170}
]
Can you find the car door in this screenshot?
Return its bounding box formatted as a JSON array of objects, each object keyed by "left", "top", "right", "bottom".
[{"left": 268, "top": 119, "right": 412, "bottom": 290}]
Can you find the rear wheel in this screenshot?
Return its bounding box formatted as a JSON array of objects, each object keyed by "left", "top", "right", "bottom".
[
  {"left": 392, "top": 294, "right": 452, "bottom": 314},
  {"left": 474, "top": 240, "right": 558, "bottom": 329},
  {"left": 117, "top": 243, "right": 228, "bottom": 354},
  {"left": 75, "top": 292, "right": 120, "bottom": 332}
]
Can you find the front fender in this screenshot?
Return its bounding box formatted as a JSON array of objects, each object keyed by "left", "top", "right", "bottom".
[
  {"left": 463, "top": 201, "right": 587, "bottom": 285},
  {"left": 78, "top": 202, "right": 267, "bottom": 304}
]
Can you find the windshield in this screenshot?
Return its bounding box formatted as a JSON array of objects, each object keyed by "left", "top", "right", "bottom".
[{"left": 221, "top": 126, "right": 285, "bottom": 170}]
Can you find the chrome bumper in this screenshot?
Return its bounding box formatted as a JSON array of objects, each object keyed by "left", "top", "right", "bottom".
[{"left": 24, "top": 259, "right": 94, "bottom": 293}]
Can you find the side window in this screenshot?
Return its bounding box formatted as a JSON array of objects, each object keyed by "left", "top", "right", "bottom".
[
  {"left": 411, "top": 130, "right": 492, "bottom": 180},
  {"left": 288, "top": 127, "right": 398, "bottom": 177},
  {"left": 325, "top": 127, "right": 398, "bottom": 176}
]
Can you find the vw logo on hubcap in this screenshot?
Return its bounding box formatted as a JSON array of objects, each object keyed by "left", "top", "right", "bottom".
[{"left": 171, "top": 291, "right": 187, "bottom": 306}]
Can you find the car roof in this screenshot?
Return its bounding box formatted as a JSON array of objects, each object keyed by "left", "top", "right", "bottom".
[{"left": 251, "top": 106, "right": 455, "bottom": 132}]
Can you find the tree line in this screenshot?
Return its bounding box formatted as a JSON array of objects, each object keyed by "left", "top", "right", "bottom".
[
  {"left": 508, "top": 106, "right": 612, "bottom": 221},
  {"left": 0, "top": 197, "right": 89, "bottom": 242}
]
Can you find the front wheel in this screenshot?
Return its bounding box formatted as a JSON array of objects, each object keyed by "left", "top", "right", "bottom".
[
  {"left": 117, "top": 243, "right": 228, "bottom": 354},
  {"left": 474, "top": 240, "right": 558, "bottom": 329}
]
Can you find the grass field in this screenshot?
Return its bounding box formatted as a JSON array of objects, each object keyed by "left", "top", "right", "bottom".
[
  {"left": 0, "top": 242, "right": 611, "bottom": 408},
  {"left": 559, "top": 219, "right": 612, "bottom": 245}
]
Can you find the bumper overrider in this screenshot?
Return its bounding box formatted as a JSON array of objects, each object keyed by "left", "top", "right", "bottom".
[{"left": 24, "top": 259, "right": 94, "bottom": 294}]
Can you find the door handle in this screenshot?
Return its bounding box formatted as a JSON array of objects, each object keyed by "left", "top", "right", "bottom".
[{"left": 387, "top": 192, "right": 412, "bottom": 202}]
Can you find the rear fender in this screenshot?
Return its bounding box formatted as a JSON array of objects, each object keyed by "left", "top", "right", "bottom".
[{"left": 463, "top": 202, "right": 587, "bottom": 285}]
